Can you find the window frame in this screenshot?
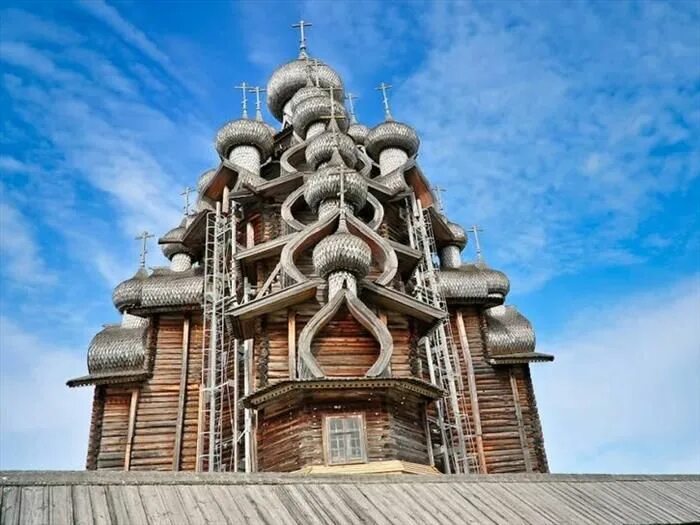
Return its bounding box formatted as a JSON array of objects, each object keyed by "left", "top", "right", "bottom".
[{"left": 322, "top": 413, "right": 368, "bottom": 466}]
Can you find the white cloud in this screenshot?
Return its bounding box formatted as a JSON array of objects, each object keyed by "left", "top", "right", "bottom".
[
  {"left": 534, "top": 275, "right": 700, "bottom": 473},
  {"left": 0, "top": 200, "right": 56, "bottom": 287},
  {"left": 0, "top": 316, "right": 92, "bottom": 469}
]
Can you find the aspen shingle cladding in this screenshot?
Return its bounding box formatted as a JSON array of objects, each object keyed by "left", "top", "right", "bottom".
[{"left": 2, "top": 471, "right": 699, "bottom": 525}]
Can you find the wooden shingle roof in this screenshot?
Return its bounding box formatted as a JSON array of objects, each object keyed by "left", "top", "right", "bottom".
[{"left": 1, "top": 471, "right": 698, "bottom": 524}]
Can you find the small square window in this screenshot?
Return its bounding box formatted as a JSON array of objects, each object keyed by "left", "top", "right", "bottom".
[{"left": 324, "top": 414, "right": 367, "bottom": 465}]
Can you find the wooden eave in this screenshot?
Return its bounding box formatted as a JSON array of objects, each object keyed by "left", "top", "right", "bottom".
[
  {"left": 66, "top": 370, "right": 151, "bottom": 388},
  {"left": 388, "top": 240, "right": 422, "bottom": 278},
  {"left": 242, "top": 377, "right": 444, "bottom": 409},
  {"left": 202, "top": 160, "right": 237, "bottom": 201},
  {"left": 235, "top": 234, "right": 293, "bottom": 263},
  {"left": 229, "top": 279, "right": 322, "bottom": 338},
  {"left": 181, "top": 210, "right": 208, "bottom": 252},
  {"left": 360, "top": 281, "right": 445, "bottom": 334},
  {"left": 427, "top": 206, "right": 455, "bottom": 246},
  {"left": 129, "top": 303, "right": 202, "bottom": 317},
  {"left": 488, "top": 352, "right": 555, "bottom": 366}
]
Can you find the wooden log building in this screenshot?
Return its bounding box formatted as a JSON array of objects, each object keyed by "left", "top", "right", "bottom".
[{"left": 67, "top": 35, "right": 554, "bottom": 477}]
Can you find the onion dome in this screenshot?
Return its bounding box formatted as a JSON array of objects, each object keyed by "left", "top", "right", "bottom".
[
  {"left": 304, "top": 165, "right": 368, "bottom": 211},
  {"left": 483, "top": 305, "right": 535, "bottom": 355},
  {"left": 289, "top": 83, "right": 326, "bottom": 113},
  {"left": 347, "top": 123, "right": 370, "bottom": 145},
  {"left": 438, "top": 266, "right": 490, "bottom": 304},
  {"left": 215, "top": 119, "right": 274, "bottom": 160},
  {"left": 112, "top": 267, "right": 148, "bottom": 312},
  {"left": 267, "top": 58, "right": 344, "bottom": 122},
  {"left": 197, "top": 168, "right": 216, "bottom": 195},
  {"left": 140, "top": 267, "right": 203, "bottom": 308},
  {"left": 158, "top": 221, "right": 193, "bottom": 260},
  {"left": 447, "top": 222, "right": 467, "bottom": 250},
  {"left": 305, "top": 130, "right": 357, "bottom": 169},
  {"left": 87, "top": 321, "right": 147, "bottom": 374},
  {"left": 476, "top": 261, "right": 510, "bottom": 299},
  {"left": 365, "top": 121, "right": 420, "bottom": 162},
  {"left": 313, "top": 232, "right": 372, "bottom": 279},
  {"left": 292, "top": 95, "right": 348, "bottom": 139}
]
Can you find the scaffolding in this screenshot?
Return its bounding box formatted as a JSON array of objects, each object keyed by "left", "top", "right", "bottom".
[
  {"left": 198, "top": 202, "right": 251, "bottom": 472},
  {"left": 405, "top": 194, "right": 480, "bottom": 474}
]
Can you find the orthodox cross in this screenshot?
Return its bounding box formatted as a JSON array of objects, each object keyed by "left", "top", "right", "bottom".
[
  {"left": 311, "top": 58, "right": 321, "bottom": 86},
  {"left": 345, "top": 92, "right": 358, "bottom": 124},
  {"left": 320, "top": 84, "right": 345, "bottom": 126},
  {"left": 292, "top": 19, "right": 312, "bottom": 57},
  {"left": 249, "top": 86, "right": 265, "bottom": 121},
  {"left": 135, "top": 231, "right": 154, "bottom": 268},
  {"left": 470, "top": 225, "right": 484, "bottom": 261},
  {"left": 234, "top": 82, "right": 249, "bottom": 118},
  {"left": 180, "top": 186, "right": 193, "bottom": 216},
  {"left": 376, "top": 82, "right": 393, "bottom": 120},
  {"left": 433, "top": 186, "right": 446, "bottom": 213}
]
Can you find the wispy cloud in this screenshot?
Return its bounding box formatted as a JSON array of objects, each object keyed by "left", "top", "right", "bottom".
[
  {"left": 535, "top": 275, "right": 700, "bottom": 473},
  {"left": 0, "top": 200, "right": 56, "bottom": 287},
  {"left": 0, "top": 316, "right": 92, "bottom": 469},
  {"left": 331, "top": 0, "right": 699, "bottom": 292}
]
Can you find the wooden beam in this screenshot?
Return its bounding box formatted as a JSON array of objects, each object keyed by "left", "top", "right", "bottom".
[
  {"left": 173, "top": 315, "right": 191, "bottom": 471},
  {"left": 510, "top": 368, "right": 533, "bottom": 472},
  {"left": 124, "top": 388, "right": 139, "bottom": 471},
  {"left": 195, "top": 383, "right": 204, "bottom": 472},
  {"left": 288, "top": 309, "right": 297, "bottom": 380},
  {"left": 455, "top": 310, "right": 487, "bottom": 474}
]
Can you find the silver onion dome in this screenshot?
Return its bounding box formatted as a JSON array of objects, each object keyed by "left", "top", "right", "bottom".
[
  {"left": 313, "top": 232, "right": 372, "bottom": 279},
  {"left": 347, "top": 123, "right": 370, "bottom": 145},
  {"left": 159, "top": 222, "right": 193, "bottom": 260},
  {"left": 304, "top": 165, "right": 368, "bottom": 211},
  {"left": 112, "top": 267, "right": 148, "bottom": 312},
  {"left": 438, "top": 266, "right": 490, "bottom": 304},
  {"left": 483, "top": 305, "right": 535, "bottom": 355},
  {"left": 197, "top": 168, "right": 216, "bottom": 195},
  {"left": 292, "top": 96, "right": 348, "bottom": 139},
  {"left": 215, "top": 119, "right": 275, "bottom": 160},
  {"left": 447, "top": 222, "right": 468, "bottom": 250},
  {"left": 87, "top": 321, "right": 147, "bottom": 374},
  {"left": 476, "top": 261, "right": 510, "bottom": 299},
  {"left": 305, "top": 130, "right": 357, "bottom": 169},
  {"left": 289, "top": 84, "right": 326, "bottom": 113},
  {"left": 365, "top": 121, "right": 420, "bottom": 161},
  {"left": 267, "top": 58, "right": 344, "bottom": 122}
]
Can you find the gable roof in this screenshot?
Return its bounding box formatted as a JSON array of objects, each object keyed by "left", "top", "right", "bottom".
[{"left": 1, "top": 471, "right": 699, "bottom": 524}]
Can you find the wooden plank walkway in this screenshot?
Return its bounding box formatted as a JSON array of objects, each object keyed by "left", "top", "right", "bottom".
[{"left": 1, "top": 472, "right": 698, "bottom": 524}]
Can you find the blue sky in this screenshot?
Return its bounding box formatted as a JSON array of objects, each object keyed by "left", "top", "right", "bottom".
[{"left": 0, "top": 0, "right": 698, "bottom": 473}]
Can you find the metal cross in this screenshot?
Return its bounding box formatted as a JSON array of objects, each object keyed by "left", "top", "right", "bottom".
[
  {"left": 135, "top": 231, "right": 154, "bottom": 268},
  {"left": 345, "top": 92, "right": 358, "bottom": 124},
  {"left": 470, "top": 225, "right": 484, "bottom": 261},
  {"left": 433, "top": 186, "right": 446, "bottom": 212},
  {"left": 249, "top": 86, "right": 266, "bottom": 121},
  {"left": 311, "top": 58, "right": 321, "bottom": 87},
  {"left": 292, "top": 19, "right": 312, "bottom": 57},
  {"left": 180, "top": 186, "right": 193, "bottom": 216},
  {"left": 234, "top": 82, "right": 249, "bottom": 118},
  {"left": 376, "top": 82, "right": 393, "bottom": 120}
]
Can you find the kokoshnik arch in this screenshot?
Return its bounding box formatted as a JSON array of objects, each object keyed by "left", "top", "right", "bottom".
[{"left": 67, "top": 21, "right": 553, "bottom": 475}]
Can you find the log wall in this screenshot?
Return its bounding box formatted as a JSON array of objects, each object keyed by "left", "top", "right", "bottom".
[{"left": 453, "top": 307, "right": 548, "bottom": 473}]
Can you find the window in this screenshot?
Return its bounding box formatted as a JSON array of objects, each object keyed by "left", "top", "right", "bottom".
[{"left": 324, "top": 414, "right": 366, "bottom": 465}]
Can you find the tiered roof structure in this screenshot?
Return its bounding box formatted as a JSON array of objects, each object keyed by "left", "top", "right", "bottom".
[{"left": 68, "top": 22, "right": 552, "bottom": 475}]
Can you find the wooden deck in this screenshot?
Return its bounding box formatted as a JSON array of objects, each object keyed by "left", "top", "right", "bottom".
[{"left": 1, "top": 471, "right": 698, "bottom": 524}]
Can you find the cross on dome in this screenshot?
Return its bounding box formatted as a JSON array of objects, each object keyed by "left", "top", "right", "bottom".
[
  {"left": 470, "top": 225, "right": 484, "bottom": 261},
  {"left": 135, "top": 231, "right": 154, "bottom": 268},
  {"left": 376, "top": 82, "right": 393, "bottom": 120},
  {"left": 234, "top": 82, "right": 250, "bottom": 118},
  {"left": 180, "top": 186, "right": 193, "bottom": 216},
  {"left": 345, "top": 92, "right": 359, "bottom": 124},
  {"left": 292, "top": 19, "right": 312, "bottom": 58},
  {"left": 249, "top": 86, "right": 266, "bottom": 121}
]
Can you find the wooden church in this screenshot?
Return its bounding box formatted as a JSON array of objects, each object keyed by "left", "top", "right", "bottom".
[{"left": 68, "top": 24, "right": 553, "bottom": 476}]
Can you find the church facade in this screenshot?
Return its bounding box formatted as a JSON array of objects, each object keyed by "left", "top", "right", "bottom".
[{"left": 68, "top": 26, "right": 552, "bottom": 475}]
